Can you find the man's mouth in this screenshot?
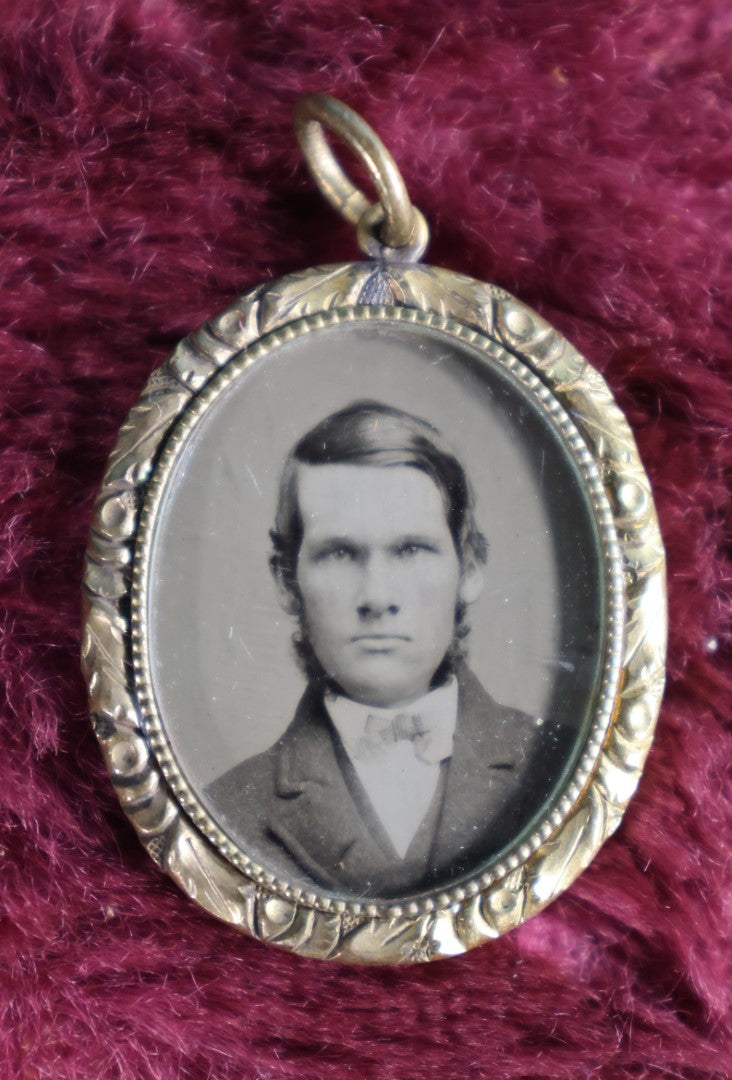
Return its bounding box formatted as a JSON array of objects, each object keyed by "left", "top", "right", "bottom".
[{"left": 351, "top": 633, "right": 411, "bottom": 644}]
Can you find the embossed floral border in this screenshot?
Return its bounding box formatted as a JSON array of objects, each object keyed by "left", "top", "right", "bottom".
[{"left": 82, "top": 263, "right": 666, "bottom": 963}]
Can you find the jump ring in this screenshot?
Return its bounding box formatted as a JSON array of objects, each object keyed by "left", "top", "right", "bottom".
[
  {"left": 356, "top": 204, "right": 429, "bottom": 263},
  {"left": 293, "top": 93, "right": 427, "bottom": 254}
]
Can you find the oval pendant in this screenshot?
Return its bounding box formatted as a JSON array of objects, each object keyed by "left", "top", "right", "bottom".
[{"left": 83, "top": 95, "right": 666, "bottom": 963}]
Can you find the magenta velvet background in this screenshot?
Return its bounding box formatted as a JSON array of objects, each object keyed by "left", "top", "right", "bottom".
[{"left": 0, "top": 2, "right": 730, "bottom": 1077}]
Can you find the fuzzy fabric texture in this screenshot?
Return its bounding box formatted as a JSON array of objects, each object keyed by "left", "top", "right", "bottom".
[{"left": 1, "top": 1, "right": 730, "bottom": 1077}]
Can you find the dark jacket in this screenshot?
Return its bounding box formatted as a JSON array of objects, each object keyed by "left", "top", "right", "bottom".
[{"left": 205, "top": 666, "right": 571, "bottom": 898}]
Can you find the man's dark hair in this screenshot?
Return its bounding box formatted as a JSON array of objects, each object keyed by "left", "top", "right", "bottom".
[{"left": 269, "top": 400, "right": 488, "bottom": 682}]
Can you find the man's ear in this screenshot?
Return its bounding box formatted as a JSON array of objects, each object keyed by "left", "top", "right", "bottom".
[
  {"left": 269, "top": 556, "right": 301, "bottom": 616},
  {"left": 458, "top": 558, "right": 484, "bottom": 607}
]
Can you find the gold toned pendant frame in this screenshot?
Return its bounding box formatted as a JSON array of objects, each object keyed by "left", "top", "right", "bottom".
[{"left": 82, "top": 261, "right": 666, "bottom": 963}]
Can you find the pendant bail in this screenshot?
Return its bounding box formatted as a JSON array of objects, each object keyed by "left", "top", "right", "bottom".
[{"left": 293, "top": 93, "right": 429, "bottom": 263}]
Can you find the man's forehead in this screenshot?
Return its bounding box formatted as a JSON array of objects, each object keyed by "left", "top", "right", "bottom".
[{"left": 295, "top": 462, "right": 451, "bottom": 536}]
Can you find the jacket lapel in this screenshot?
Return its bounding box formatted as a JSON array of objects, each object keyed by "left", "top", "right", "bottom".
[
  {"left": 266, "top": 686, "right": 394, "bottom": 892},
  {"left": 431, "top": 666, "right": 531, "bottom": 873}
]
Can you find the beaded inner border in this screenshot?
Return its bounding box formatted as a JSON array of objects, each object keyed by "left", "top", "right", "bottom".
[{"left": 131, "top": 305, "right": 625, "bottom": 919}]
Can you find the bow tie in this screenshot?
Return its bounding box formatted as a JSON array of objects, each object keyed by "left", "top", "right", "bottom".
[
  {"left": 326, "top": 678, "right": 458, "bottom": 767},
  {"left": 355, "top": 709, "right": 453, "bottom": 764}
]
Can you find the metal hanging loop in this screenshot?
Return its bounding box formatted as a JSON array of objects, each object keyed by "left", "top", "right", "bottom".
[{"left": 293, "top": 93, "right": 429, "bottom": 262}]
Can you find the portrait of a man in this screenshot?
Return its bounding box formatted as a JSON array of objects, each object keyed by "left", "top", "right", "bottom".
[{"left": 206, "top": 400, "right": 570, "bottom": 898}]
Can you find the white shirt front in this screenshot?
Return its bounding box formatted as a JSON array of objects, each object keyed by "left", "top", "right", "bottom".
[{"left": 325, "top": 679, "right": 458, "bottom": 858}]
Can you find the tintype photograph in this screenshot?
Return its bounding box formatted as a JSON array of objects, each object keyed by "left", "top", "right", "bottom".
[{"left": 145, "top": 319, "right": 605, "bottom": 899}]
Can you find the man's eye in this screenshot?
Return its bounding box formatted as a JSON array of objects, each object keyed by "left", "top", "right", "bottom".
[
  {"left": 321, "top": 546, "right": 354, "bottom": 561},
  {"left": 395, "top": 542, "right": 431, "bottom": 558}
]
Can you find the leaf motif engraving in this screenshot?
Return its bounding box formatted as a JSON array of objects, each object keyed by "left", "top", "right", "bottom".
[
  {"left": 104, "top": 387, "right": 191, "bottom": 490},
  {"left": 257, "top": 264, "right": 371, "bottom": 333},
  {"left": 389, "top": 265, "right": 499, "bottom": 332},
  {"left": 166, "top": 820, "right": 253, "bottom": 926},
  {"left": 527, "top": 788, "right": 607, "bottom": 911},
  {"left": 82, "top": 600, "right": 139, "bottom": 726}
]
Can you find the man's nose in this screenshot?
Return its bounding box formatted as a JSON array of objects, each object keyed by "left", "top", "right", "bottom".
[{"left": 356, "top": 555, "right": 400, "bottom": 619}]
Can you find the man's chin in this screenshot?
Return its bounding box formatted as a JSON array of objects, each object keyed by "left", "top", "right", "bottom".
[{"left": 330, "top": 666, "right": 433, "bottom": 710}]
